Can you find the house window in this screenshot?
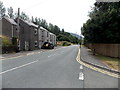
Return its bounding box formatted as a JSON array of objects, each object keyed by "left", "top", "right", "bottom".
[
  {"left": 35, "top": 41, "right": 38, "bottom": 47},
  {"left": 16, "top": 27, "right": 18, "bottom": 30},
  {"left": 35, "top": 29, "right": 37, "bottom": 35}
]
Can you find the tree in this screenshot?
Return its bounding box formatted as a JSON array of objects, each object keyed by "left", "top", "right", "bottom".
[
  {"left": 53, "top": 25, "right": 61, "bottom": 35},
  {"left": 0, "top": 1, "right": 6, "bottom": 18},
  {"left": 35, "top": 17, "right": 38, "bottom": 24},
  {"left": 39, "top": 19, "right": 48, "bottom": 29},
  {"left": 31, "top": 16, "right": 34, "bottom": 23},
  {"left": 20, "top": 11, "right": 29, "bottom": 20},
  {"left": 7, "top": 7, "right": 14, "bottom": 18},
  {"left": 81, "top": 2, "right": 120, "bottom": 43},
  {"left": 61, "top": 29, "right": 65, "bottom": 33}
]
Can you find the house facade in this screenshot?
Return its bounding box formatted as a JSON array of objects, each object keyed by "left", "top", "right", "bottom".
[
  {"left": 49, "top": 33, "right": 56, "bottom": 46},
  {"left": 1, "top": 16, "right": 18, "bottom": 40},
  {"left": 1, "top": 16, "right": 57, "bottom": 52},
  {"left": 19, "top": 19, "right": 39, "bottom": 51},
  {"left": 38, "top": 27, "right": 50, "bottom": 47}
]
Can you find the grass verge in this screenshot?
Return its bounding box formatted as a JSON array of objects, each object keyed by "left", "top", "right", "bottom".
[{"left": 96, "top": 55, "right": 120, "bottom": 71}]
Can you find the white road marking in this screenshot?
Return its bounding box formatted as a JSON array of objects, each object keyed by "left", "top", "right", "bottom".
[
  {"left": 27, "top": 52, "right": 34, "bottom": 56},
  {"left": 79, "top": 72, "right": 84, "bottom": 80},
  {"left": 80, "top": 65, "right": 83, "bottom": 69},
  {"left": 0, "top": 60, "right": 38, "bottom": 75},
  {"left": 38, "top": 52, "right": 41, "bottom": 53}
]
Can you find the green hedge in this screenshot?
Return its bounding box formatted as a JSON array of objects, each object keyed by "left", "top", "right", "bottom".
[{"left": 2, "top": 45, "right": 19, "bottom": 54}]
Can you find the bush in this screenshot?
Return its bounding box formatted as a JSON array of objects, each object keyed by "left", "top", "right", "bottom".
[
  {"left": 0, "top": 35, "right": 19, "bottom": 53},
  {"left": 62, "top": 41, "right": 71, "bottom": 46},
  {"left": 0, "top": 35, "right": 12, "bottom": 46}
]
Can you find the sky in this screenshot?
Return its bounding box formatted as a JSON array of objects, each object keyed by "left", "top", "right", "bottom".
[{"left": 2, "top": 0, "right": 96, "bottom": 35}]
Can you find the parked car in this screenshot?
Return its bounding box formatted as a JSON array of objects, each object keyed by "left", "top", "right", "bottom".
[{"left": 41, "top": 42, "right": 54, "bottom": 49}]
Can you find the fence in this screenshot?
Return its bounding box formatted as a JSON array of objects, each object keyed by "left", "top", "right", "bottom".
[{"left": 85, "top": 44, "right": 120, "bottom": 58}]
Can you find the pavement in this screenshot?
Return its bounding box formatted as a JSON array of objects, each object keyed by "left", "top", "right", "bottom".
[
  {"left": 80, "top": 46, "right": 111, "bottom": 69},
  {"left": 0, "top": 45, "right": 119, "bottom": 89},
  {"left": 0, "top": 46, "right": 62, "bottom": 60}
]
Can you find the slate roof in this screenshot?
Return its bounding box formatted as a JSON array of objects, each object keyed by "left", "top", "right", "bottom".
[
  {"left": 4, "top": 17, "right": 17, "bottom": 25},
  {"left": 22, "top": 19, "right": 38, "bottom": 28},
  {"left": 49, "top": 32, "right": 55, "bottom": 36},
  {"left": 39, "top": 26, "right": 48, "bottom": 32}
]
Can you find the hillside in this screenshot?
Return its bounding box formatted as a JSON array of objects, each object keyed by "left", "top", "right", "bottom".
[{"left": 70, "top": 33, "right": 82, "bottom": 39}]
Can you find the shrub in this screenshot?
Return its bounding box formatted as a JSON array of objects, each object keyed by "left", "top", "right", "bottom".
[
  {"left": 0, "top": 35, "right": 12, "bottom": 46},
  {"left": 0, "top": 35, "right": 19, "bottom": 53},
  {"left": 62, "top": 41, "right": 71, "bottom": 46}
]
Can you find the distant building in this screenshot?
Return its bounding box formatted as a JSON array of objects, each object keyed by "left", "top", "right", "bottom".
[
  {"left": 38, "top": 27, "right": 50, "bottom": 47},
  {"left": 1, "top": 16, "right": 18, "bottom": 39},
  {"left": 38, "top": 26, "right": 56, "bottom": 48},
  {"left": 19, "top": 19, "right": 39, "bottom": 51},
  {"left": 49, "top": 33, "right": 56, "bottom": 46}
]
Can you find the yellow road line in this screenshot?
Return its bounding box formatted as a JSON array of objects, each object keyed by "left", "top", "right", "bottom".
[{"left": 76, "top": 46, "right": 120, "bottom": 78}]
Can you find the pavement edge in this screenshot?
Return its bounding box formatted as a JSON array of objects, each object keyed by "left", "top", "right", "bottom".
[{"left": 76, "top": 46, "right": 120, "bottom": 78}]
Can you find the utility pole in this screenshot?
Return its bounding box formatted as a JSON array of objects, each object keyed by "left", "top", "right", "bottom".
[{"left": 17, "top": 8, "right": 20, "bottom": 51}]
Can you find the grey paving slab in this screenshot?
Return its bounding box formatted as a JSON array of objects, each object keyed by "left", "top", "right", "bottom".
[{"left": 80, "top": 46, "right": 110, "bottom": 69}]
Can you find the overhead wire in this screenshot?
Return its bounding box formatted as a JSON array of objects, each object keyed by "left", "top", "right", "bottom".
[{"left": 23, "top": 0, "right": 48, "bottom": 11}]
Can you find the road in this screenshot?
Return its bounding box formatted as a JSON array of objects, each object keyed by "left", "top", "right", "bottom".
[{"left": 0, "top": 45, "right": 119, "bottom": 88}]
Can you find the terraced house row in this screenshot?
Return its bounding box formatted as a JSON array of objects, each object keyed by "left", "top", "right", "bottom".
[{"left": 0, "top": 16, "right": 56, "bottom": 51}]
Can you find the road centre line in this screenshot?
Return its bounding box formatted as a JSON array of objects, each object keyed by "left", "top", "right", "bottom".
[
  {"left": 80, "top": 65, "right": 83, "bottom": 69},
  {"left": 79, "top": 72, "right": 84, "bottom": 80},
  {"left": 0, "top": 60, "right": 39, "bottom": 75}
]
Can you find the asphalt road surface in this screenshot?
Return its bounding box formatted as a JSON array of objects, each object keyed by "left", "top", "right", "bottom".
[{"left": 0, "top": 45, "right": 119, "bottom": 88}]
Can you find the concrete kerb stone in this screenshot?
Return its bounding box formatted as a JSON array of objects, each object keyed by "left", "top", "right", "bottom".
[{"left": 80, "top": 54, "right": 120, "bottom": 75}]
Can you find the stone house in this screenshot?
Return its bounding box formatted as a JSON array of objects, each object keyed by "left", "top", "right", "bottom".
[
  {"left": 19, "top": 19, "right": 39, "bottom": 51},
  {"left": 1, "top": 16, "right": 18, "bottom": 40}
]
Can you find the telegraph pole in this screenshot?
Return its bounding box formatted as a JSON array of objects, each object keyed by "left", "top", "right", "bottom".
[{"left": 17, "top": 8, "right": 20, "bottom": 51}]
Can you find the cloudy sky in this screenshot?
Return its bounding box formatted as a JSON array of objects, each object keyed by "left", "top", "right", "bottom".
[{"left": 2, "top": 0, "right": 96, "bottom": 34}]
